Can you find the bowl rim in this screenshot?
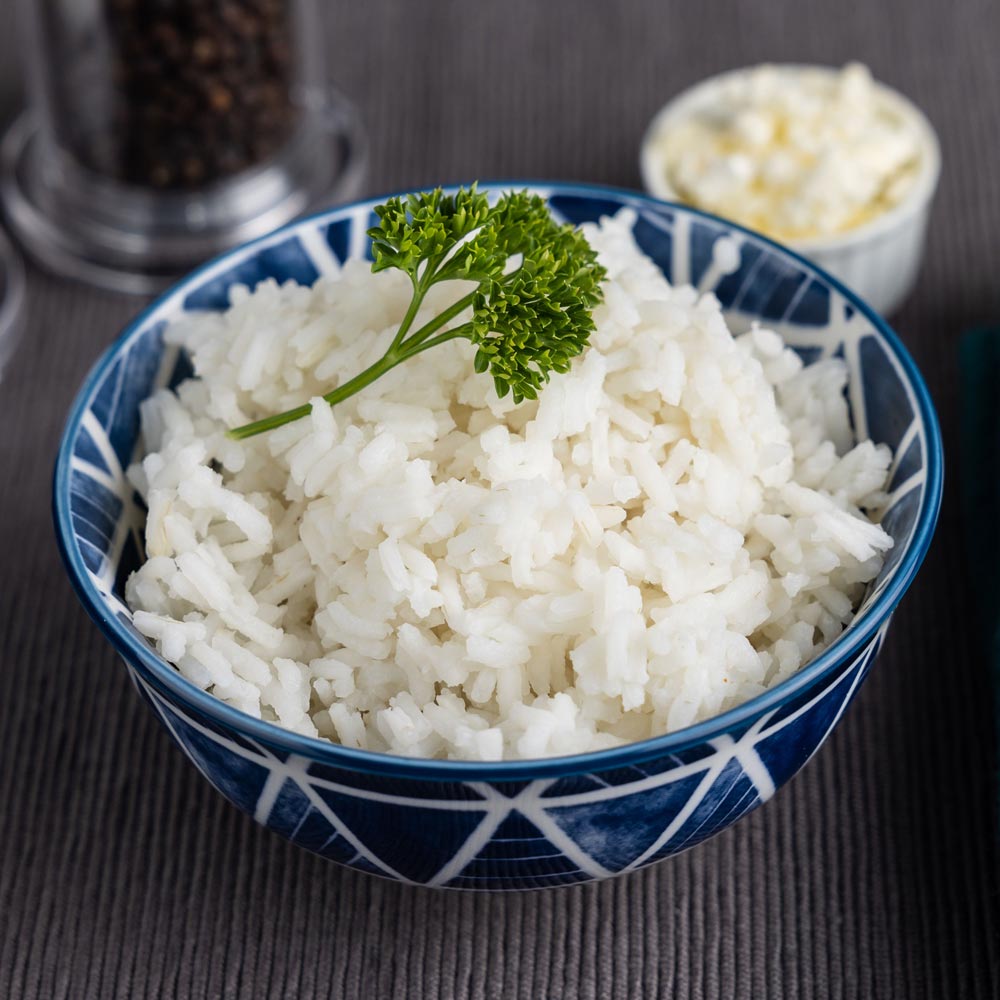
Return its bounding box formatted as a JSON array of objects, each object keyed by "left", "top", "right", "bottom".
[
  {"left": 639, "top": 63, "right": 942, "bottom": 253},
  {"left": 53, "top": 179, "right": 944, "bottom": 781}
]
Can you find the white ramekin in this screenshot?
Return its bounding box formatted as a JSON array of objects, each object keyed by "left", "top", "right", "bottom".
[{"left": 639, "top": 66, "right": 941, "bottom": 316}]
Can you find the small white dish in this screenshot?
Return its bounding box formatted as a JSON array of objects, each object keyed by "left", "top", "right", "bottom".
[{"left": 640, "top": 66, "right": 941, "bottom": 315}]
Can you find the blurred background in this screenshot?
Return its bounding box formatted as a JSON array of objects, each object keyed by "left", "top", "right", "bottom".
[
  {"left": 0, "top": 1, "right": 997, "bottom": 998},
  {"left": 3, "top": 0, "right": 995, "bottom": 315}
]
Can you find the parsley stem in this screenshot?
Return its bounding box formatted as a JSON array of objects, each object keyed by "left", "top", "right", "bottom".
[
  {"left": 402, "top": 288, "right": 477, "bottom": 348},
  {"left": 227, "top": 350, "right": 407, "bottom": 439},
  {"left": 400, "top": 262, "right": 524, "bottom": 351},
  {"left": 388, "top": 264, "right": 434, "bottom": 354},
  {"left": 225, "top": 186, "right": 605, "bottom": 440},
  {"left": 405, "top": 326, "right": 469, "bottom": 355},
  {"left": 228, "top": 288, "right": 476, "bottom": 440}
]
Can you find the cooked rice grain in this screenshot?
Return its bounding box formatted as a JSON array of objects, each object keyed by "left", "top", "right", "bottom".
[{"left": 126, "top": 210, "right": 892, "bottom": 760}]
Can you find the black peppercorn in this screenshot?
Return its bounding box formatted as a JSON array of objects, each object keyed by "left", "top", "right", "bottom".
[{"left": 65, "top": 0, "right": 300, "bottom": 190}]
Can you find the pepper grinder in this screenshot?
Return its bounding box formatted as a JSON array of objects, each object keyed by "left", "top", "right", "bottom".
[{"left": 1, "top": 0, "right": 366, "bottom": 293}]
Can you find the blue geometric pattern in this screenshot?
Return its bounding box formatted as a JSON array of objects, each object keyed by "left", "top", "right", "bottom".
[
  {"left": 127, "top": 628, "right": 883, "bottom": 888},
  {"left": 53, "top": 183, "right": 943, "bottom": 890}
]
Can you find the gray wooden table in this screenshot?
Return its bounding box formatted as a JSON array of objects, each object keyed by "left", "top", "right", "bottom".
[{"left": 1, "top": 1, "right": 998, "bottom": 997}]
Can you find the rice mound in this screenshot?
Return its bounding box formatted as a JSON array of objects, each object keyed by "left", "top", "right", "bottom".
[{"left": 126, "top": 209, "right": 893, "bottom": 760}]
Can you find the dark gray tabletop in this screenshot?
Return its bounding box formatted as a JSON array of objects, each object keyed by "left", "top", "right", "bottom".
[{"left": 1, "top": 1, "right": 998, "bottom": 997}]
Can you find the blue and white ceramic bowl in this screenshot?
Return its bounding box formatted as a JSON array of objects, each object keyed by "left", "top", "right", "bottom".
[{"left": 54, "top": 183, "right": 942, "bottom": 890}]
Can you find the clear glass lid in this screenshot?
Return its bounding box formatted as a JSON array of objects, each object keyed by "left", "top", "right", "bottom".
[{"left": 0, "top": 0, "right": 366, "bottom": 294}]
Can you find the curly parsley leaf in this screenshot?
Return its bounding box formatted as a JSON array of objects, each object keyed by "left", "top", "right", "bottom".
[{"left": 229, "top": 185, "right": 607, "bottom": 439}]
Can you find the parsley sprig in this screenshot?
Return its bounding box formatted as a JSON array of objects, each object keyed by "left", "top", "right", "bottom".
[{"left": 228, "top": 186, "right": 606, "bottom": 440}]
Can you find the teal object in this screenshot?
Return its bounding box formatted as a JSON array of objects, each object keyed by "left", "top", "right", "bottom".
[{"left": 960, "top": 328, "right": 1000, "bottom": 804}]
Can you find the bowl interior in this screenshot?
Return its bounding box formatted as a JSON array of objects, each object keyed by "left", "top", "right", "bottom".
[{"left": 54, "top": 182, "right": 941, "bottom": 772}]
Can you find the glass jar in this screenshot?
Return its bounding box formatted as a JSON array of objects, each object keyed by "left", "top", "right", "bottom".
[{"left": 1, "top": 0, "right": 366, "bottom": 292}]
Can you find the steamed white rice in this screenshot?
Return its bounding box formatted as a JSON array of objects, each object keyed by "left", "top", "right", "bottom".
[{"left": 125, "top": 209, "right": 893, "bottom": 760}]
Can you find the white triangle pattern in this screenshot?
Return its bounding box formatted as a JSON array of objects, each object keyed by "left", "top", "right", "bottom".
[
  {"left": 132, "top": 623, "right": 885, "bottom": 888},
  {"left": 60, "top": 188, "right": 924, "bottom": 888}
]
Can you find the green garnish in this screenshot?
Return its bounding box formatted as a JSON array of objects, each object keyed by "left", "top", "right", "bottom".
[{"left": 227, "top": 185, "right": 606, "bottom": 440}]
